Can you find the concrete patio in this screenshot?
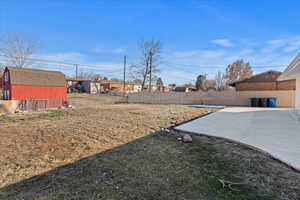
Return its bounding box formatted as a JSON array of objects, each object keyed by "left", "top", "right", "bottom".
[{"left": 175, "top": 107, "right": 300, "bottom": 171}]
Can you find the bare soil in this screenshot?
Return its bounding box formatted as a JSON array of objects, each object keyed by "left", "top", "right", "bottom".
[{"left": 0, "top": 94, "right": 299, "bottom": 200}]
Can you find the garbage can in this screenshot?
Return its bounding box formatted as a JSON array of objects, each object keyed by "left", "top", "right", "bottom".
[
  {"left": 260, "top": 98, "right": 268, "bottom": 107},
  {"left": 250, "top": 98, "right": 259, "bottom": 107},
  {"left": 267, "top": 97, "right": 277, "bottom": 107}
]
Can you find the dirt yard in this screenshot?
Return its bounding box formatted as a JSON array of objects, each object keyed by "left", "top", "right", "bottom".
[
  {"left": 0, "top": 94, "right": 215, "bottom": 187},
  {"left": 0, "top": 94, "right": 299, "bottom": 200}
]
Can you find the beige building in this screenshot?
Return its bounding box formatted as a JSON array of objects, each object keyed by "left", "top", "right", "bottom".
[
  {"left": 101, "top": 81, "right": 142, "bottom": 93},
  {"left": 230, "top": 71, "right": 295, "bottom": 91},
  {"left": 278, "top": 54, "right": 300, "bottom": 109},
  {"left": 81, "top": 80, "right": 102, "bottom": 94},
  {"left": 67, "top": 79, "right": 103, "bottom": 94}
]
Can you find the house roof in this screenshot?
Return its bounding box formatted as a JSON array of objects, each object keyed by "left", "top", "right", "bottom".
[
  {"left": 6, "top": 67, "right": 66, "bottom": 86},
  {"left": 174, "top": 86, "right": 196, "bottom": 91},
  {"left": 230, "top": 70, "right": 282, "bottom": 87},
  {"left": 278, "top": 53, "right": 300, "bottom": 81},
  {"left": 101, "top": 80, "right": 140, "bottom": 85},
  {"left": 66, "top": 78, "right": 89, "bottom": 81}
]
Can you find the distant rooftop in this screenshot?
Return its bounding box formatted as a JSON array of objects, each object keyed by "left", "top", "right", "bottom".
[{"left": 230, "top": 70, "right": 282, "bottom": 87}]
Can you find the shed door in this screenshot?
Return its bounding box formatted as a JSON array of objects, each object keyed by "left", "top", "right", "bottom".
[
  {"left": 3, "top": 89, "right": 10, "bottom": 100},
  {"left": 3, "top": 71, "right": 10, "bottom": 100}
]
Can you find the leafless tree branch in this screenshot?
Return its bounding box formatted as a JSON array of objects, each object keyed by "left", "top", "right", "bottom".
[
  {"left": 214, "top": 70, "right": 227, "bottom": 91},
  {"left": 0, "top": 33, "right": 39, "bottom": 68},
  {"left": 129, "top": 39, "right": 162, "bottom": 90}
]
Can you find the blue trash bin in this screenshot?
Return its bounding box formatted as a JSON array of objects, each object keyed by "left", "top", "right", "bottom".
[
  {"left": 267, "top": 97, "right": 277, "bottom": 107},
  {"left": 250, "top": 98, "right": 259, "bottom": 107}
]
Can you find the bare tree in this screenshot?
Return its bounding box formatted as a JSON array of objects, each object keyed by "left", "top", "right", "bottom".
[
  {"left": 0, "top": 63, "right": 4, "bottom": 72},
  {"left": 195, "top": 75, "right": 207, "bottom": 91},
  {"left": 156, "top": 77, "right": 164, "bottom": 86},
  {"left": 214, "top": 70, "right": 227, "bottom": 91},
  {"left": 130, "top": 39, "right": 162, "bottom": 90},
  {"left": 77, "top": 71, "right": 103, "bottom": 80},
  {"left": 195, "top": 75, "right": 216, "bottom": 91},
  {"left": 0, "top": 33, "right": 39, "bottom": 68},
  {"left": 225, "top": 59, "right": 253, "bottom": 84}
]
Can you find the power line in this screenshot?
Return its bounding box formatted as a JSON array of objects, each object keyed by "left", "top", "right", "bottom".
[
  {"left": 162, "top": 61, "right": 286, "bottom": 69},
  {"left": 0, "top": 54, "right": 124, "bottom": 71},
  {"left": 0, "top": 54, "right": 287, "bottom": 70},
  {"left": 0, "top": 56, "right": 125, "bottom": 77},
  {"left": 0, "top": 54, "right": 288, "bottom": 81}
]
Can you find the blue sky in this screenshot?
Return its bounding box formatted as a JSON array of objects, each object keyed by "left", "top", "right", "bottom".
[{"left": 1, "top": 0, "right": 300, "bottom": 84}]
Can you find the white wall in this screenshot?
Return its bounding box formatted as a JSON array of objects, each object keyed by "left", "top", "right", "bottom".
[
  {"left": 296, "top": 77, "right": 300, "bottom": 109},
  {"left": 90, "top": 82, "right": 102, "bottom": 94}
]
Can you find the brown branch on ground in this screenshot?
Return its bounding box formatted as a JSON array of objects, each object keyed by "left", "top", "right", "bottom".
[{"left": 218, "top": 178, "right": 245, "bottom": 191}]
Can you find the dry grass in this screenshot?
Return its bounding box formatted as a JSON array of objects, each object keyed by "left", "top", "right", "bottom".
[
  {"left": 0, "top": 94, "right": 299, "bottom": 200},
  {"left": 0, "top": 94, "right": 215, "bottom": 188}
]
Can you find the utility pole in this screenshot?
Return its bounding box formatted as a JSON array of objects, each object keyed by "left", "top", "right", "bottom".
[
  {"left": 148, "top": 51, "right": 153, "bottom": 92},
  {"left": 123, "top": 55, "right": 126, "bottom": 95},
  {"left": 75, "top": 64, "right": 78, "bottom": 80}
]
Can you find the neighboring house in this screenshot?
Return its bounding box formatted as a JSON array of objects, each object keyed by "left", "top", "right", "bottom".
[
  {"left": 142, "top": 85, "right": 171, "bottom": 92},
  {"left": 81, "top": 80, "right": 102, "bottom": 94},
  {"left": 66, "top": 78, "right": 86, "bottom": 93},
  {"left": 101, "top": 81, "right": 142, "bottom": 93},
  {"left": 230, "top": 70, "right": 296, "bottom": 91},
  {"left": 228, "top": 70, "right": 296, "bottom": 107},
  {"left": 2, "top": 67, "right": 67, "bottom": 109},
  {"left": 133, "top": 84, "right": 142, "bottom": 92},
  {"left": 156, "top": 85, "right": 171, "bottom": 92},
  {"left": 163, "top": 87, "right": 171, "bottom": 92},
  {"left": 278, "top": 54, "right": 300, "bottom": 109},
  {"left": 159, "top": 86, "right": 171, "bottom": 92},
  {"left": 67, "top": 79, "right": 103, "bottom": 94},
  {"left": 67, "top": 79, "right": 143, "bottom": 93},
  {"left": 174, "top": 86, "right": 196, "bottom": 92}
]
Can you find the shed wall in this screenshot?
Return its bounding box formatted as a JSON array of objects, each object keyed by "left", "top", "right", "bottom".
[{"left": 10, "top": 85, "right": 67, "bottom": 101}]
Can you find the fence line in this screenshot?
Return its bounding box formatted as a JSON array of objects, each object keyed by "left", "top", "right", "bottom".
[{"left": 128, "top": 90, "right": 295, "bottom": 107}]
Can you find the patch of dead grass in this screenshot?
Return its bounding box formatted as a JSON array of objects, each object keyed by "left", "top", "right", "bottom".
[
  {"left": 0, "top": 94, "right": 216, "bottom": 188},
  {"left": 1, "top": 131, "right": 299, "bottom": 200},
  {"left": 0, "top": 94, "right": 299, "bottom": 200}
]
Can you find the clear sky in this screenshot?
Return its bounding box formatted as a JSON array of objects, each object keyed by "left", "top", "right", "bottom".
[{"left": 1, "top": 0, "right": 300, "bottom": 84}]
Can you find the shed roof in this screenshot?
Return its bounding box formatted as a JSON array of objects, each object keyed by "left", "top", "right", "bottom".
[
  {"left": 6, "top": 67, "right": 66, "bottom": 86},
  {"left": 278, "top": 53, "right": 300, "bottom": 81},
  {"left": 230, "top": 71, "right": 282, "bottom": 87}
]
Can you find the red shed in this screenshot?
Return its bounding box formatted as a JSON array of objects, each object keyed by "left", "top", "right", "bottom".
[{"left": 2, "top": 67, "right": 67, "bottom": 110}]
